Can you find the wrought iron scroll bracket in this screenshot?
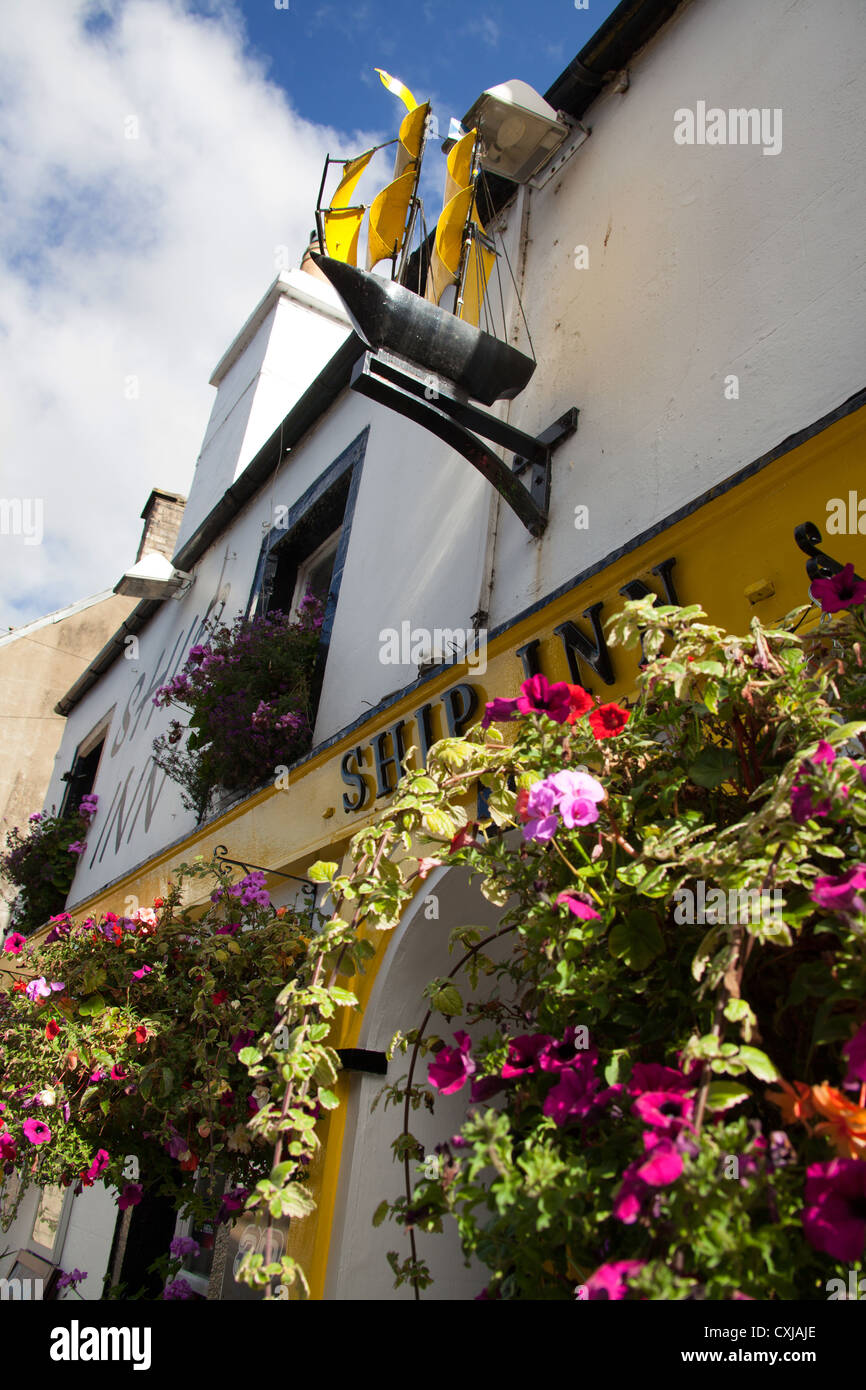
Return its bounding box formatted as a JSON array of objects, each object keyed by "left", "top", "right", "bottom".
[
  {"left": 794, "top": 522, "right": 863, "bottom": 584},
  {"left": 212, "top": 845, "right": 318, "bottom": 903},
  {"left": 350, "top": 351, "right": 578, "bottom": 537}
]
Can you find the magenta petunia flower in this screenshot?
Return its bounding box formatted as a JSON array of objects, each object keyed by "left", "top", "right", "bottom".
[
  {"left": 556, "top": 892, "right": 600, "bottom": 921},
  {"left": 131, "top": 965, "right": 153, "bottom": 981},
  {"left": 516, "top": 675, "right": 572, "bottom": 724},
  {"left": 230, "top": 1029, "right": 256, "bottom": 1056},
  {"left": 2, "top": 933, "right": 26, "bottom": 955},
  {"left": 538, "top": 1027, "right": 595, "bottom": 1073},
  {"left": 86, "top": 1149, "right": 110, "bottom": 1181},
  {"left": 23, "top": 1118, "right": 52, "bottom": 1145},
  {"left": 428, "top": 1032, "right": 476, "bottom": 1095},
  {"left": 542, "top": 1056, "right": 601, "bottom": 1126},
  {"left": 802, "top": 1158, "right": 866, "bottom": 1262},
  {"left": 501, "top": 1033, "right": 551, "bottom": 1079},
  {"left": 218, "top": 1186, "right": 250, "bottom": 1223},
  {"left": 811, "top": 865, "right": 866, "bottom": 916},
  {"left": 0, "top": 1134, "right": 17, "bottom": 1162},
  {"left": 480, "top": 696, "right": 521, "bottom": 730},
  {"left": 584, "top": 1259, "right": 646, "bottom": 1300},
  {"left": 118, "top": 1183, "right": 143, "bottom": 1210},
  {"left": 614, "top": 1131, "right": 685, "bottom": 1223},
  {"left": 811, "top": 563, "right": 866, "bottom": 614},
  {"left": 637, "top": 1132, "right": 684, "bottom": 1184},
  {"left": 843, "top": 1021, "right": 866, "bottom": 1087},
  {"left": 67, "top": 841, "right": 87, "bottom": 855},
  {"left": 632, "top": 1090, "right": 695, "bottom": 1134},
  {"left": 790, "top": 784, "right": 831, "bottom": 825},
  {"left": 628, "top": 1062, "right": 694, "bottom": 1095},
  {"left": 469, "top": 1074, "right": 507, "bottom": 1103}
]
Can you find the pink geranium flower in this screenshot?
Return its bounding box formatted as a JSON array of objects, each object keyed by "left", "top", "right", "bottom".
[{"left": 428, "top": 1032, "right": 476, "bottom": 1095}]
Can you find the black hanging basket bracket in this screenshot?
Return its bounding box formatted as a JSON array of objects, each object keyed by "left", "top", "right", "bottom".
[{"left": 351, "top": 351, "right": 578, "bottom": 538}]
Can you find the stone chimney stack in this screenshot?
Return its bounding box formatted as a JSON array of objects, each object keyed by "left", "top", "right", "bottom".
[{"left": 136, "top": 489, "right": 187, "bottom": 563}]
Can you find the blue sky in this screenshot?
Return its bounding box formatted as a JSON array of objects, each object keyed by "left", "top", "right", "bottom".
[
  {"left": 223, "top": 0, "right": 621, "bottom": 133},
  {"left": 0, "top": 0, "right": 621, "bottom": 628}
]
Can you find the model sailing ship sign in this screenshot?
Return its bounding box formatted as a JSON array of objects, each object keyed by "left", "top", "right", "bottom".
[{"left": 312, "top": 70, "right": 579, "bottom": 537}]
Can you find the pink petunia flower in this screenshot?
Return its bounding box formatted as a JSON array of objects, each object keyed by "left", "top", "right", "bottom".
[
  {"left": 428, "top": 1032, "right": 476, "bottom": 1095},
  {"left": 23, "top": 1118, "right": 52, "bottom": 1145}
]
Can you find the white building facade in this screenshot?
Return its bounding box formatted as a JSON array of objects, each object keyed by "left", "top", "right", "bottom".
[{"left": 4, "top": 0, "right": 865, "bottom": 1300}]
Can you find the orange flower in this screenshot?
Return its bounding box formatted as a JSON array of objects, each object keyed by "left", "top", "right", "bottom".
[
  {"left": 811, "top": 1085, "right": 866, "bottom": 1159},
  {"left": 765, "top": 1078, "right": 815, "bottom": 1124}
]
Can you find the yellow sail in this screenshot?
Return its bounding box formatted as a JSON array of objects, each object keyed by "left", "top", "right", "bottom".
[
  {"left": 321, "top": 148, "right": 376, "bottom": 266},
  {"left": 323, "top": 207, "right": 366, "bottom": 265},
  {"left": 458, "top": 223, "right": 496, "bottom": 325},
  {"left": 443, "top": 129, "right": 475, "bottom": 204},
  {"left": 424, "top": 128, "right": 496, "bottom": 323},
  {"left": 375, "top": 69, "right": 418, "bottom": 112},
  {"left": 427, "top": 185, "right": 474, "bottom": 303},
  {"left": 394, "top": 102, "right": 429, "bottom": 179},
  {"left": 366, "top": 169, "right": 417, "bottom": 270}
]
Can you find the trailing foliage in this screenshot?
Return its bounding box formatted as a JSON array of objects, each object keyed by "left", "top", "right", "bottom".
[
  {"left": 152, "top": 600, "right": 323, "bottom": 818},
  {"left": 364, "top": 574, "right": 866, "bottom": 1299},
  {"left": 0, "top": 861, "right": 316, "bottom": 1267},
  {"left": 1, "top": 795, "right": 97, "bottom": 936},
  {"left": 4, "top": 561, "right": 866, "bottom": 1302}
]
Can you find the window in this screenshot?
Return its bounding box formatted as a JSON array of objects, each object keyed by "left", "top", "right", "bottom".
[
  {"left": 59, "top": 711, "right": 113, "bottom": 818},
  {"left": 248, "top": 428, "right": 368, "bottom": 667},
  {"left": 290, "top": 527, "right": 341, "bottom": 618}
]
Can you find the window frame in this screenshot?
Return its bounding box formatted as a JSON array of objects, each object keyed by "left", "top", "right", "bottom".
[{"left": 247, "top": 427, "right": 368, "bottom": 685}]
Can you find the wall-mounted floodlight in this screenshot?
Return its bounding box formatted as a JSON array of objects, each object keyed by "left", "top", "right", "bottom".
[
  {"left": 462, "top": 79, "right": 569, "bottom": 183},
  {"left": 114, "top": 552, "right": 193, "bottom": 600}
]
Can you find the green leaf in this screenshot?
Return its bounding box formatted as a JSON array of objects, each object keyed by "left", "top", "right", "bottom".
[
  {"left": 431, "top": 984, "right": 463, "bottom": 1017},
  {"left": 79, "top": 992, "right": 106, "bottom": 1017},
  {"left": 279, "top": 1183, "right": 316, "bottom": 1219},
  {"left": 608, "top": 910, "right": 664, "bottom": 971},
  {"left": 329, "top": 987, "right": 358, "bottom": 1008},
  {"left": 687, "top": 746, "right": 739, "bottom": 789},
  {"left": 737, "top": 1046, "right": 779, "bottom": 1083},
  {"left": 238, "top": 1047, "right": 263, "bottom": 1066},
  {"left": 308, "top": 861, "right": 338, "bottom": 883},
  {"left": 706, "top": 1081, "right": 752, "bottom": 1112},
  {"left": 372, "top": 1199, "right": 389, "bottom": 1228}
]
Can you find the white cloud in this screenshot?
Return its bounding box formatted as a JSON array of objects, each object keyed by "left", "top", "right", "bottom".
[{"left": 0, "top": 0, "right": 383, "bottom": 627}]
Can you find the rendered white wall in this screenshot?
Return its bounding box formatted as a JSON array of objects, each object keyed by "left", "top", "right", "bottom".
[
  {"left": 174, "top": 272, "right": 350, "bottom": 554},
  {"left": 488, "top": 0, "right": 866, "bottom": 622}
]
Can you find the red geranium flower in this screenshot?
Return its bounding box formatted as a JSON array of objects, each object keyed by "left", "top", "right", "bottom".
[
  {"left": 589, "top": 703, "right": 630, "bottom": 740},
  {"left": 211, "top": 990, "right": 229, "bottom": 1006},
  {"left": 134, "top": 1025, "right": 148, "bottom": 1045},
  {"left": 12, "top": 980, "right": 27, "bottom": 993},
  {"left": 566, "top": 684, "right": 594, "bottom": 723},
  {"left": 45, "top": 1019, "right": 61, "bottom": 1041}
]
